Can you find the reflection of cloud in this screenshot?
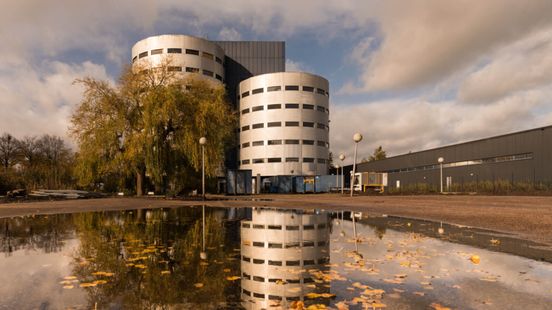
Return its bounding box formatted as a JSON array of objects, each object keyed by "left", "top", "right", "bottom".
[
  {"left": 334, "top": 219, "right": 552, "bottom": 308},
  {"left": 0, "top": 239, "right": 85, "bottom": 308}
]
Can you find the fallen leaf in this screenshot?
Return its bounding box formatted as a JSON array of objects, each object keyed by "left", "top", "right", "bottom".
[
  {"left": 161, "top": 270, "right": 170, "bottom": 275},
  {"left": 470, "top": 255, "right": 481, "bottom": 264},
  {"left": 430, "top": 303, "right": 451, "bottom": 310},
  {"left": 223, "top": 268, "right": 231, "bottom": 273},
  {"left": 194, "top": 283, "right": 204, "bottom": 288},
  {"left": 80, "top": 282, "right": 97, "bottom": 288},
  {"left": 63, "top": 276, "right": 77, "bottom": 280},
  {"left": 226, "top": 276, "right": 241, "bottom": 281}
]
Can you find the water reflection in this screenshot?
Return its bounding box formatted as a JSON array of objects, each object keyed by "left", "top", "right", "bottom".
[
  {"left": 240, "top": 208, "right": 330, "bottom": 309},
  {"left": 0, "top": 206, "right": 551, "bottom": 309}
]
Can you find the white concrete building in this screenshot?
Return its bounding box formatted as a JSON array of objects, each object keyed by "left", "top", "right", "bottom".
[
  {"left": 240, "top": 208, "right": 330, "bottom": 309},
  {"left": 238, "top": 72, "right": 330, "bottom": 177},
  {"left": 131, "top": 34, "right": 225, "bottom": 84}
]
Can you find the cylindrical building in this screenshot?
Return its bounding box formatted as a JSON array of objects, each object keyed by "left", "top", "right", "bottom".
[
  {"left": 131, "top": 34, "right": 225, "bottom": 84},
  {"left": 240, "top": 208, "right": 330, "bottom": 309},
  {"left": 238, "top": 72, "right": 330, "bottom": 176}
]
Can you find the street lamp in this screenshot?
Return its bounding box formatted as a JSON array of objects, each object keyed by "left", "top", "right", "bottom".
[
  {"left": 199, "top": 137, "right": 207, "bottom": 260},
  {"left": 339, "top": 153, "right": 345, "bottom": 194},
  {"left": 438, "top": 157, "right": 444, "bottom": 193},
  {"left": 350, "top": 133, "right": 363, "bottom": 197},
  {"left": 199, "top": 137, "right": 207, "bottom": 200},
  {"left": 334, "top": 164, "right": 339, "bottom": 190}
]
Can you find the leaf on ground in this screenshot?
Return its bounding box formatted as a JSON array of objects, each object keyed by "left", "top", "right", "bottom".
[
  {"left": 80, "top": 282, "right": 97, "bottom": 288},
  {"left": 161, "top": 270, "right": 171, "bottom": 275},
  {"left": 194, "top": 283, "right": 204, "bottom": 288},
  {"left": 413, "top": 291, "right": 425, "bottom": 296},
  {"left": 63, "top": 276, "right": 77, "bottom": 280},
  {"left": 305, "top": 293, "right": 335, "bottom": 299},
  {"left": 470, "top": 255, "right": 481, "bottom": 264},
  {"left": 430, "top": 303, "right": 451, "bottom": 310},
  {"left": 226, "top": 276, "right": 241, "bottom": 281},
  {"left": 223, "top": 268, "right": 231, "bottom": 272}
]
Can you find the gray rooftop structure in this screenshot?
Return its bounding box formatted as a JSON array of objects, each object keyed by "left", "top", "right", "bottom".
[{"left": 215, "top": 41, "right": 285, "bottom": 107}]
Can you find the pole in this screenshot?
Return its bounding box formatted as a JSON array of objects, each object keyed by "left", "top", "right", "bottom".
[
  {"left": 440, "top": 162, "right": 443, "bottom": 193},
  {"left": 350, "top": 142, "right": 358, "bottom": 197},
  {"left": 341, "top": 166, "right": 344, "bottom": 194},
  {"left": 202, "top": 205, "right": 206, "bottom": 253},
  {"left": 352, "top": 212, "right": 358, "bottom": 252},
  {"left": 202, "top": 144, "right": 205, "bottom": 201}
]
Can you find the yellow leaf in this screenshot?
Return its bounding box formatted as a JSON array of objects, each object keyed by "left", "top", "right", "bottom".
[
  {"left": 194, "top": 283, "right": 204, "bottom": 288},
  {"left": 134, "top": 264, "right": 147, "bottom": 269},
  {"left": 80, "top": 282, "right": 97, "bottom": 288},
  {"left": 226, "top": 276, "right": 241, "bottom": 281},
  {"left": 63, "top": 276, "right": 77, "bottom": 280},
  {"left": 161, "top": 270, "right": 170, "bottom": 275},
  {"left": 430, "top": 303, "right": 451, "bottom": 310},
  {"left": 470, "top": 255, "right": 480, "bottom": 264},
  {"left": 223, "top": 268, "right": 231, "bottom": 272},
  {"left": 93, "top": 280, "right": 108, "bottom": 285},
  {"left": 371, "top": 302, "right": 387, "bottom": 308}
]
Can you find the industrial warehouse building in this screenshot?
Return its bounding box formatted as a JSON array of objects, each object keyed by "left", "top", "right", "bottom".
[
  {"left": 131, "top": 35, "right": 331, "bottom": 183},
  {"left": 354, "top": 125, "right": 552, "bottom": 191}
]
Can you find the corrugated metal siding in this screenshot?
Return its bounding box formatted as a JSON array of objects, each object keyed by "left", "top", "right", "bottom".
[{"left": 354, "top": 126, "right": 552, "bottom": 189}]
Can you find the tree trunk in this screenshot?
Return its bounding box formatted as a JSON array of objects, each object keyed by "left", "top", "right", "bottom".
[{"left": 136, "top": 171, "right": 144, "bottom": 196}]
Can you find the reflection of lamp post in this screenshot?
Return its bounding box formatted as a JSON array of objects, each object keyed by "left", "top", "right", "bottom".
[
  {"left": 199, "top": 137, "right": 207, "bottom": 200},
  {"left": 339, "top": 153, "right": 345, "bottom": 194},
  {"left": 200, "top": 205, "right": 207, "bottom": 260},
  {"left": 352, "top": 211, "right": 358, "bottom": 252},
  {"left": 199, "top": 137, "right": 207, "bottom": 260},
  {"left": 438, "top": 157, "right": 444, "bottom": 193},
  {"left": 350, "top": 134, "right": 363, "bottom": 197}
]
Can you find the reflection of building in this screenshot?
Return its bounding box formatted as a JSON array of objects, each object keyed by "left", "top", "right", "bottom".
[{"left": 240, "top": 208, "right": 330, "bottom": 309}]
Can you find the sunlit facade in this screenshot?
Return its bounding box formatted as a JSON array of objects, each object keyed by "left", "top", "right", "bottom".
[{"left": 240, "top": 208, "right": 330, "bottom": 309}]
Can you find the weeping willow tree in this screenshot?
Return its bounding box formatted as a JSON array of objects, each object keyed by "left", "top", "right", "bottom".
[{"left": 71, "top": 60, "right": 236, "bottom": 195}]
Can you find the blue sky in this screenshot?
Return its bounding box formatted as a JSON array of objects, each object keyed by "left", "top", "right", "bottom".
[{"left": 2, "top": 0, "right": 552, "bottom": 164}]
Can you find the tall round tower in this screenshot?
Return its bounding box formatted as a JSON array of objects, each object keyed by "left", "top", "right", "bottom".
[
  {"left": 238, "top": 72, "right": 330, "bottom": 176},
  {"left": 131, "top": 34, "right": 225, "bottom": 84}
]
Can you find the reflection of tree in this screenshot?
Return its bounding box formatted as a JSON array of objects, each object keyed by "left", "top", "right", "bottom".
[
  {"left": 71, "top": 207, "right": 240, "bottom": 309},
  {"left": 0, "top": 214, "right": 73, "bottom": 256},
  {"left": 366, "top": 223, "right": 386, "bottom": 240}
]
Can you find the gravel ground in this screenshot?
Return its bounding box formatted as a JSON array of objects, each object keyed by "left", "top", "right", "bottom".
[{"left": 1, "top": 194, "right": 552, "bottom": 247}]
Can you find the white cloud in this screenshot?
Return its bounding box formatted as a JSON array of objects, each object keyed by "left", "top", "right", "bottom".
[
  {"left": 346, "top": 0, "right": 552, "bottom": 93},
  {"left": 459, "top": 29, "right": 552, "bottom": 103},
  {"left": 217, "top": 27, "right": 242, "bottom": 41},
  {"left": 0, "top": 60, "right": 111, "bottom": 142},
  {"left": 330, "top": 87, "right": 552, "bottom": 164},
  {"left": 285, "top": 59, "right": 311, "bottom": 72}
]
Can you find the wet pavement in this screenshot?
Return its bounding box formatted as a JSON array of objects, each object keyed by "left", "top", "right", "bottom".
[{"left": 0, "top": 206, "right": 551, "bottom": 309}]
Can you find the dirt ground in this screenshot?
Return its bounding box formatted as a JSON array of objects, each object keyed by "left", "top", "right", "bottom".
[{"left": 1, "top": 194, "right": 552, "bottom": 246}]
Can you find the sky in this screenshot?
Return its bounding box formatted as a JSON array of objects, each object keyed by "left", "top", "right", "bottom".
[{"left": 2, "top": 0, "right": 552, "bottom": 164}]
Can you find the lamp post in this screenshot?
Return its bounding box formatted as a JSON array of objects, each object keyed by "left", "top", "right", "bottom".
[
  {"left": 334, "top": 164, "right": 339, "bottom": 190},
  {"left": 199, "top": 137, "right": 207, "bottom": 260},
  {"left": 350, "top": 133, "right": 363, "bottom": 197},
  {"left": 199, "top": 137, "right": 207, "bottom": 200},
  {"left": 438, "top": 157, "right": 444, "bottom": 193},
  {"left": 339, "top": 153, "right": 345, "bottom": 194}
]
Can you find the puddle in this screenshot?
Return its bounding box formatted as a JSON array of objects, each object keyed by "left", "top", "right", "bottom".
[{"left": 0, "top": 206, "right": 551, "bottom": 309}]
